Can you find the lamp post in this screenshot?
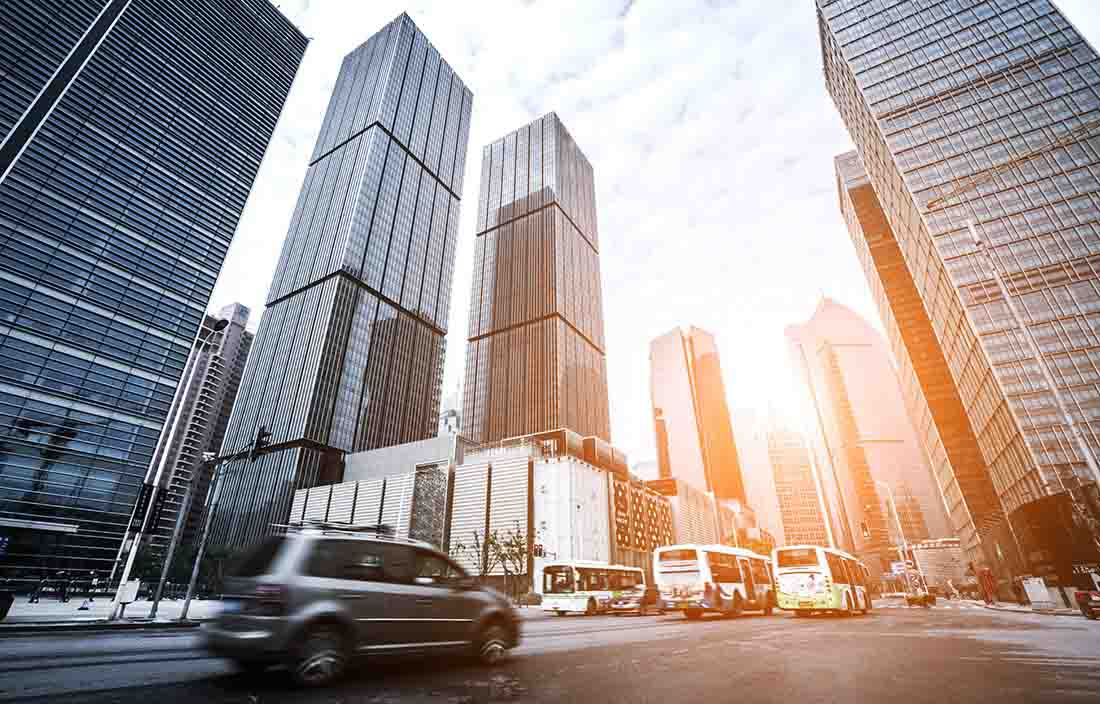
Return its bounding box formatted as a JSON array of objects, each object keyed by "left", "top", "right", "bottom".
[
  {"left": 877, "top": 480, "right": 921, "bottom": 593},
  {"left": 109, "top": 318, "right": 228, "bottom": 620}
]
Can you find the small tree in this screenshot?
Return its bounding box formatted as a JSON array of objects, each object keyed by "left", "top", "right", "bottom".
[
  {"left": 490, "top": 522, "right": 531, "bottom": 600},
  {"left": 450, "top": 529, "right": 501, "bottom": 582}
]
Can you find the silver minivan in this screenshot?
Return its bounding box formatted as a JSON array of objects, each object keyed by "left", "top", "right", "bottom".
[{"left": 202, "top": 528, "right": 520, "bottom": 686}]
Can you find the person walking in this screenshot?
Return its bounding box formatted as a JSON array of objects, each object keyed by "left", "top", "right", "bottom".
[
  {"left": 89, "top": 571, "right": 99, "bottom": 602},
  {"left": 57, "top": 571, "right": 70, "bottom": 603},
  {"left": 28, "top": 574, "right": 46, "bottom": 603}
]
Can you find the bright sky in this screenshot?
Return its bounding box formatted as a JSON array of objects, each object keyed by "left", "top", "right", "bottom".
[{"left": 208, "top": 0, "right": 1100, "bottom": 465}]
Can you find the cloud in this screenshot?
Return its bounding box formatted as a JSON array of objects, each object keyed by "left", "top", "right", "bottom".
[{"left": 207, "top": 0, "right": 1100, "bottom": 465}]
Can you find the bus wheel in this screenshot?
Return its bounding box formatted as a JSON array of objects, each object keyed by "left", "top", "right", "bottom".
[
  {"left": 585, "top": 599, "right": 596, "bottom": 616},
  {"left": 685, "top": 609, "right": 702, "bottom": 620}
]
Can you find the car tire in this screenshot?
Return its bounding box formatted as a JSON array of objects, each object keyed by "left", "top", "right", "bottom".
[
  {"left": 291, "top": 625, "right": 349, "bottom": 688},
  {"left": 476, "top": 622, "right": 510, "bottom": 666}
]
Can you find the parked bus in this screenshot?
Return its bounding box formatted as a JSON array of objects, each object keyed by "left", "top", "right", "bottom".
[
  {"left": 771, "top": 545, "right": 871, "bottom": 616},
  {"left": 653, "top": 544, "right": 775, "bottom": 619},
  {"left": 540, "top": 561, "right": 645, "bottom": 615}
]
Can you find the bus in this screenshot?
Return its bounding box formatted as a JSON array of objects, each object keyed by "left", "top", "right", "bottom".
[
  {"left": 771, "top": 545, "right": 871, "bottom": 616},
  {"left": 540, "top": 561, "right": 645, "bottom": 615},
  {"left": 653, "top": 544, "right": 775, "bottom": 619}
]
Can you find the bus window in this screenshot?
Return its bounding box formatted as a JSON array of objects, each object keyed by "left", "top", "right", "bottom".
[
  {"left": 614, "top": 570, "right": 643, "bottom": 590},
  {"left": 825, "top": 553, "right": 849, "bottom": 584},
  {"left": 751, "top": 558, "right": 771, "bottom": 585},
  {"left": 707, "top": 552, "right": 740, "bottom": 583},
  {"left": 659, "top": 548, "right": 698, "bottom": 563},
  {"left": 544, "top": 566, "right": 575, "bottom": 593},
  {"left": 776, "top": 548, "right": 820, "bottom": 568}
]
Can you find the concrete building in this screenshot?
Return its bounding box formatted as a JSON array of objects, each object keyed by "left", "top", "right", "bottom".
[
  {"left": 732, "top": 409, "right": 786, "bottom": 547},
  {"left": 768, "top": 426, "right": 831, "bottom": 547},
  {"left": 786, "top": 298, "right": 952, "bottom": 577},
  {"left": 0, "top": 0, "right": 305, "bottom": 577},
  {"left": 214, "top": 14, "right": 473, "bottom": 550},
  {"left": 818, "top": 0, "right": 1100, "bottom": 583},
  {"left": 649, "top": 326, "right": 746, "bottom": 502},
  {"left": 149, "top": 304, "right": 254, "bottom": 550},
  {"left": 911, "top": 538, "right": 969, "bottom": 591},
  {"left": 462, "top": 114, "right": 611, "bottom": 444}
]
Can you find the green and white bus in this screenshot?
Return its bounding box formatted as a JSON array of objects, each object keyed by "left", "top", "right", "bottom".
[
  {"left": 540, "top": 561, "right": 645, "bottom": 616},
  {"left": 772, "top": 545, "right": 871, "bottom": 616}
]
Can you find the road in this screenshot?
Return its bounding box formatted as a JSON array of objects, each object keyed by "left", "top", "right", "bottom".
[{"left": 3, "top": 600, "right": 1098, "bottom": 703}]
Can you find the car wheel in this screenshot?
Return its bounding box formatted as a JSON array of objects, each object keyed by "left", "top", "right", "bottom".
[
  {"left": 476, "top": 622, "right": 510, "bottom": 666},
  {"left": 585, "top": 598, "right": 596, "bottom": 616},
  {"left": 291, "top": 626, "right": 348, "bottom": 688}
]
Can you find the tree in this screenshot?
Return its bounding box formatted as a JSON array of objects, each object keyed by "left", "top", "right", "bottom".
[
  {"left": 450, "top": 529, "right": 501, "bottom": 582},
  {"left": 490, "top": 522, "right": 531, "bottom": 600}
]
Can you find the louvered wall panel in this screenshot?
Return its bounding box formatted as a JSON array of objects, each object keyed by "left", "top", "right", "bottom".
[{"left": 449, "top": 462, "right": 490, "bottom": 572}]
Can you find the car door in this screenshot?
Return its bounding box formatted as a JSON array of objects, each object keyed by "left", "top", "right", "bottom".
[
  {"left": 298, "top": 538, "right": 389, "bottom": 649},
  {"left": 410, "top": 549, "right": 481, "bottom": 646}
]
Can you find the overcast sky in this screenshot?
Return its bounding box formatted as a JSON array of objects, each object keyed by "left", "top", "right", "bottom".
[{"left": 208, "top": 0, "right": 1100, "bottom": 464}]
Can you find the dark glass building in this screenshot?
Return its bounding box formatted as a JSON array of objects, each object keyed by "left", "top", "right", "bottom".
[
  {"left": 0, "top": 0, "right": 306, "bottom": 582},
  {"left": 462, "top": 113, "right": 611, "bottom": 444},
  {"left": 213, "top": 14, "right": 473, "bottom": 550},
  {"left": 818, "top": 0, "right": 1100, "bottom": 576}
]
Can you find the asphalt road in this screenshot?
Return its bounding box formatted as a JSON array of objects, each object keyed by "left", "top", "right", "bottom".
[{"left": 3, "top": 600, "right": 1098, "bottom": 703}]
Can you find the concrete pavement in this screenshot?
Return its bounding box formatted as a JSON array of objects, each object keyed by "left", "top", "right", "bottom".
[{"left": 2, "top": 599, "right": 1097, "bottom": 703}]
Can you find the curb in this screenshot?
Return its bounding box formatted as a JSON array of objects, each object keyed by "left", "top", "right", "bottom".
[
  {"left": 0, "top": 619, "right": 207, "bottom": 635},
  {"left": 981, "top": 604, "right": 1082, "bottom": 618}
]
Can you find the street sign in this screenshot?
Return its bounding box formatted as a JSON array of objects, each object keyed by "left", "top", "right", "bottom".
[{"left": 891, "top": 561, "right": 907, "bottom": 575}]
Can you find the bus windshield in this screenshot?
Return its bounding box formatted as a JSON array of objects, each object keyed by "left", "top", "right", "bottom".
[
  {"left": 612, "top": 570, "right": 644, "bottom": 590},
  {"left": 544, "top": 566, "right": 575, "bottom": 593},
  {"left": 776, "top": 548, "right": 821, "bottom": 569}
]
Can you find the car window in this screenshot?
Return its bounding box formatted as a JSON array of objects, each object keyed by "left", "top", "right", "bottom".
[
  {"left": 304, "top": 540, "right": 412, "bottom": 583},
  {"left": 232, "top": 536, "right": 286, "bottom": 577},
  {"left": 414, "top": 550, "right": 465, "bottom": 587}
]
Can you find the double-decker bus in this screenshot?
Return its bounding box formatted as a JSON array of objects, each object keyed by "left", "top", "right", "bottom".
[
  {"left": 540, "top": 561, "right": 645, "bottom": 615},
  {"left": 771, "top": 545, "right": 871, "bottom": 616},
  {"left": 653, "top": 544, "right": 775, "bottom": 619}
]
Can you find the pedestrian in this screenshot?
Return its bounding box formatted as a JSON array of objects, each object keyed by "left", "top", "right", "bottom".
[
  {"left": 89, "top": 571, "right": 99, "bottom": 602},
  {"left": 57, "top": 571, "right": 70, "bottom": 603},
  {"left": 28, "top": 574, "right": 46, "bottom": 604}
]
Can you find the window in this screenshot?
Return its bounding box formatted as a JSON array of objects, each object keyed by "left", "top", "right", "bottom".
[
  {"left": 776, "top": 548, "right": 820, "bottom": 568},
  {"left": 304, "top": 539, "right": 411, "bottom": 583},
  {"left": 658, "top": 548, "right": 698, "bottom": 563},
  {"left": 706, "top": 552, "right": 741, "bottom": 583},
  {"left": 751, "top": 558, "right": 772, "bottom": 585},
  {"left": 825, "top": 553, "right": 849, "bottom": 584},
  {"left": 413, "top": 550, "right": 465, "bottom": 587},
  {"left": 544, "top": 566, "right": 575, "bottom": 594}
]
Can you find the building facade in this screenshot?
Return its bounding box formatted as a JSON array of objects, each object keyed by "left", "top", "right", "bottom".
[
  {"left": 768, "top": 426, "right": 831, "bottom": 547},
  {"left": 213, "top": 14, "right": 473, "bottom": 550},
  {"left": 0, "top": 0, "right": 305, "bottom": 580},
  {"left": 731, "top": 408, "right": 786, "bottom": 546},
  {"left": 818, "top": 0, "right": 1100, "bottom": 578},
  {"left": 787, "top": 298, "right": 952, "bottom": 576},
  {"left": 462, "top": 113, "right": 611, "bottom": 445},
  {"left": 148, "top": 304, "right": 253, "bottom": 551},
  {"left": 649, "top": 326, "right": 746, "bottom": 501}
]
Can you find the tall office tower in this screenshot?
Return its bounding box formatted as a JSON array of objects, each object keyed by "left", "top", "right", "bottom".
[
  {"left": 768, "top": 426, "right": 831, "bottom": 547},
  {"left": 732, "top": 409, "right": 786, "bottom": 546},
  {"left": 817, "top": 0, "right": 1100, "bottom": 575},
  {"left": 0, "top": 0, "right": 305, "bottom": 577},
  {"left": 462, "top": 113, "right": 611, "bottom": 444},
  {"left": 147, "top": 304, "right": 254, "bottom": 551},
  {"left": 649, "top": 326, "right": 746, "bottom": 501},
  {"left": 214, "top": 14, "right": 473, "bottom": 549},
  {"left": 787, "top": 298, "right": 952, "bottom": 576}
]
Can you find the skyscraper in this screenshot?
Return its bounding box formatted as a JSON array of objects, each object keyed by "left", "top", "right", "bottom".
[
  {"left": 818, "top": 0, "right": 1100, "bottom": 575},
  {"left": 147, "top": 304, "right": 254, "bottom": 551},
  {"left": 768, "top": 425, "right": 831, "bottom": 547},
  {"left": 0, "top": 0, "right": 305, "bottom": 576},
  {"left": 214, "top": 14, "right": 473, "bottom": 549},
  {"left": 462, "top": 113, "right": 611, "bottom": 444},
  {"left": 649, "top": 326, "right": 746, "bottom": 502},
  {"left": 731, "top": 408, "right": 786, "bottom": 547},
  {"left": 786, "top": 298, "right": 952, "bottom": 576}
]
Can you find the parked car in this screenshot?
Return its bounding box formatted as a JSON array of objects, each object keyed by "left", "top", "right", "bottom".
[
  {"left": 202, "top": 526, "right": 520, "bottom": 687},
  {"left": 610, "top": 585, "right": 664, "bottom": 616}
]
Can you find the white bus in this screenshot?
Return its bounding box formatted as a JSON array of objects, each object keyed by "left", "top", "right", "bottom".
[
  {"left": 540, "top": 561, "right": 645, "bottom": 615},
  {"left": 653, "top": 544, "right": 775, "bottom": 619},
  {"left": 772, "top": 545, "right": 871, "bottom": 616}
]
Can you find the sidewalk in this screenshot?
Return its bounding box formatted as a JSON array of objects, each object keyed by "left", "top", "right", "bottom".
[
  {"left": 2, "top": 596, "right": 220, "bottom": 631},
  {"left": 974, "top": 599, "right": 1082, "bottom": 618}
]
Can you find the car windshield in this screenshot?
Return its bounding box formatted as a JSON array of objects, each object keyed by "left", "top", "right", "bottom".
[
  {"left": 232, "top": 536, "right": 286, "bottom": 577},
  {"left": 544, "top": 566, "right": 575, "bottom": 593},
  {"left": 776, "top": 548, "right": 821, "bottom": 569}
]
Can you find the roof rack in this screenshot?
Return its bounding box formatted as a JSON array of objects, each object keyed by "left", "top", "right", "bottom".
[{"left": 272, "top": 521, "right": 433, "bottom": 547}]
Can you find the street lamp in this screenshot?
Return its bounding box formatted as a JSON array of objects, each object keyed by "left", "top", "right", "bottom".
[
  {"left": 109, "top": 318, "right": 229, "bottom": 620},
  {"left": 876, "top": 480, "right": 923, "bottom": 594}
]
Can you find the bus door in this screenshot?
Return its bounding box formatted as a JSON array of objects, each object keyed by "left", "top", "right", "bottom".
[{"left": 738, "top": 558, "right": 756, "bottom": 604}]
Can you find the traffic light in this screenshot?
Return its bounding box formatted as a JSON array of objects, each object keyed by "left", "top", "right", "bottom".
[{"left": 250, "top": 425, "right": 272, "bottom": 462}]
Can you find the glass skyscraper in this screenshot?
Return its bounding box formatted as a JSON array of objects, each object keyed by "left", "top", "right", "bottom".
[
  {"left": 818, "top": 0, "right": 1100, "bottom": 574},
  {"left": 462, "top": 113, "right": 611, "bottom": 444},
  {"left": 214, "top": 14, "right": 473, "bottom": 550},
  {"left": 0, "top": 0, "right": 306, "bottom": 579}
]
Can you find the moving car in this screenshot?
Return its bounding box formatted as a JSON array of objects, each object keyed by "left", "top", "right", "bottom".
[
  {"left": 610, "top": 585, "right": 664, "bottom": 616},
  {"left": 202, "top": 525, "right": 519, "bottom": 687}
]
